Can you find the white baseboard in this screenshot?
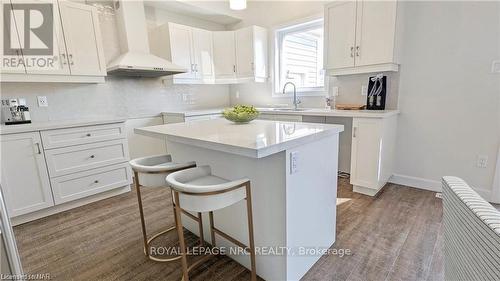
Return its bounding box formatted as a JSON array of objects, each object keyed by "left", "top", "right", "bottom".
[{"left": 389, "top": 174, "right": 492, "bottom": 202}]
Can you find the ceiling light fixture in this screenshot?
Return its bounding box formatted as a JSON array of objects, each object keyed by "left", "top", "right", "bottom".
[{"left": 230, "top": 0, "right": 247, "bottom": 10}]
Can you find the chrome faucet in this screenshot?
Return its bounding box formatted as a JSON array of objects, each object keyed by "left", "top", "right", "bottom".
[{"left": 282, "top": 82, "right": 301, "bottom": 110}]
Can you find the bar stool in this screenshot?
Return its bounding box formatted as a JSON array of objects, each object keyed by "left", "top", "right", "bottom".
[
  {"left": 166, "top": 165, "right": 257, "bottom": 281},
  {"left": 129, "top": 154, "right": 201, "bottom": 262}
]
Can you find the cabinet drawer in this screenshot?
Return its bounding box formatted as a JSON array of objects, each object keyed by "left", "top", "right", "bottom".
[
  {"left": 45, "top": 139, "right": 129, "bottom": 177},
  {"left": 41, "top": 123, "right": 126, "bottom": 149},
  {"left": 50, "top": 163, "right": 131, "bottom": 204}
]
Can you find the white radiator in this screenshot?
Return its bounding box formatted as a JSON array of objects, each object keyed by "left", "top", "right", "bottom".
[{"left": 442, "top": 176, "right": 500, "bottom": 281}]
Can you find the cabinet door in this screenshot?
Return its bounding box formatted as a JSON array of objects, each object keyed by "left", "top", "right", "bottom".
[
  {"left": 1, "top": 0, "right": 26, "bottom": 73},
  {"left": 169, "top": 23, "right": 195, "bottom": 79},
  {"left": 235, "top": 26, "right": 254, "bottom": 78},
  {"left": 0, "top": 132, "right": 54, "bottom": 217},
  {"left": 58, "top": 1, "right": 106, "bottom": 76},
  {"left": 354, "top": 0, "right": 397, "bottom": 66},
  {"left": 325, "top": 1, "right": 357, "bottom": 69},
  {"left": 213, "top": 31, "right": 236, "bottom": 79},
  {"left": 192, "top": 28, "right": 214, "bottom": 81},
  {"left": 350, "top": 118, "right": 382, "bottom": 188}
]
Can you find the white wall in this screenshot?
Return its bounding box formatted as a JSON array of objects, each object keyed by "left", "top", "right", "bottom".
[{"left": 393, "top": 1, "right": 500, "bottom": 199}]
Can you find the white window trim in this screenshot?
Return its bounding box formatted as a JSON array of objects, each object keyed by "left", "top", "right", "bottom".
[{"left": 272, "top": 14, "right": 328, "bottom": 98}]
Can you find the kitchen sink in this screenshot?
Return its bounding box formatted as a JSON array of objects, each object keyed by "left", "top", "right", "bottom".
[{"left": 270, "top": 108, "right": 311, "bottom": 112}]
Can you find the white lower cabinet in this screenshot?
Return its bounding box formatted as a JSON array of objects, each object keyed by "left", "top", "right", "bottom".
[
  {"left": 50, "top": 163, "right": 131, "bottom": 204},
  {"left": 0, "top": 122, "right": 131, "bottom": 221},
  {"left": 350, "top": 116, "right": 397, "bottom": 196},
  {"left": 0, "top": 132, "right": 54, "bottom": 217}
]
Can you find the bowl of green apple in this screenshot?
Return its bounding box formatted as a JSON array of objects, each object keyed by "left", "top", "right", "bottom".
[{"left": 222, "top": 105, "right": 260, "bottom": 124}]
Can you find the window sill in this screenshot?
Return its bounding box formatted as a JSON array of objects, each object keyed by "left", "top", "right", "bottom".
[{"left": 272, "top": 90, "right": 328, "bottom": 98}]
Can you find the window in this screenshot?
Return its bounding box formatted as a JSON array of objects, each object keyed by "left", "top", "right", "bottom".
[{"left": 275, "top": 18, "right": 325, "bottom": 95}]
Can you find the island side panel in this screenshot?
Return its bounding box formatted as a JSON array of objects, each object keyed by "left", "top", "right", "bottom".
[
  {"left": 166, "top": 140, "right": 287, "bottom": 281},
  {"left": 285, "top": 134, "right": 339, "bottom": 280}
]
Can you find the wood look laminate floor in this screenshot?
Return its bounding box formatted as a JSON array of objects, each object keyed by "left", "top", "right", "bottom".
[{"left": 14, "top": 178, "right": 443, "bottom": 281}]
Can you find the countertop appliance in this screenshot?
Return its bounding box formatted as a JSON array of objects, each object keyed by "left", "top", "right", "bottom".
[
  {"left": 366, "top": 74, "right": 387, "bottom": 110},
  {"left": 1, "top": 98, "right": 31, "bottom": 125}
]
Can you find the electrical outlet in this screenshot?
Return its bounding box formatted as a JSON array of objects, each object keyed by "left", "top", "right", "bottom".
[
  {"left": 37, "top": 96, "right": 48, "bottom": 107},
  {"left": 290, "top": 151, "right": 299, "bottom": 174},
  {"left": 332, "top": 86, "right": 339, "bottom": 96},
  {"left": 361, "top": 85, "right": 368, "bottom": 96},
  {"left": 476, "top": 155, "right": 488, "bottom": 168}
]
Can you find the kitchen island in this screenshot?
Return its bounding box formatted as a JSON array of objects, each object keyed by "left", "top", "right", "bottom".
[{"left": 135, "top": 119, "right": 344, "bottom": 280}]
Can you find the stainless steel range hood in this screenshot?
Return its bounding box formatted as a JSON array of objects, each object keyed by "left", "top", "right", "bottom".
[{"left": 106, "top": 0, "right": 186, "bottom": 77}]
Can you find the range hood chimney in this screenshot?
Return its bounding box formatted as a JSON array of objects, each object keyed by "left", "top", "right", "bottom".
[{"left": 107, "top": 0, "right": 186, "bottom": 77}]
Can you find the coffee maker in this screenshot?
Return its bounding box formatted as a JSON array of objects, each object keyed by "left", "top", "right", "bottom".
[{"left": 1, "top": 98, "right": 32, "bottom": 125}]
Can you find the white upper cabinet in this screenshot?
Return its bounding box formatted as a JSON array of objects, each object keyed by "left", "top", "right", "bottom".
[
  {"left": 1, "top": 0, "right": 27, "bottom": 74},
  {"left": 0, "top": 132, "right": 54, "bottom": 217},
  {"left": 192, "top": 28, "right": 215, "bottom": 82},
  {"left": 151, "top": 23, "right": 268, "bottom": 85},
  {"left": 213, "top": 31, "right": 237, "bottom": 81},
  {"left": 58, "top": 0, "right": 106, "bottom": 76},
  {"left": 150, "top": 23, "right": 215, "bottom": 84},
  {"left": 2, "top": 0, "right": 106, "bottom": 82},
  {"left": 325, "top": 0, "right": 402, "bottom": 76},
  {"left": 235, "top": 26, "right": 268, "bottom": 82},
  {"left": 325, "top": 1, "right": 357, "bottom": 69},
  {"left": 168, "top": 23, "right": 197, "bottom": 80}
]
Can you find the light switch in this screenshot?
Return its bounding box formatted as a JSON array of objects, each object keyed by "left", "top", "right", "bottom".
[
  {"left": 492, "top": 60, "right": 500, "bottom": 73},
  {"left": 290, "top": 151, "right": 299, "bottom": 174}
]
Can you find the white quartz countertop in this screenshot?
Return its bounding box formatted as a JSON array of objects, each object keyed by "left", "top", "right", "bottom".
[
  {"left": 135, "top": 119, "right": 344, "bottom": 158},
  {"left": 162, "top": 107, "right": 399, "bottom": 118},
  {"left": 0, "top": 117, "right": 127, "bottom": 135}
]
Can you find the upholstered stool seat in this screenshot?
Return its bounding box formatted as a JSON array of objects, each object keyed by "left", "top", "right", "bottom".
[
  {"left": 129, "top": 154, "right": 198, "bottom": 263},
  {"left": 166, "top": 165, "right": 256, "bottom": 281}
]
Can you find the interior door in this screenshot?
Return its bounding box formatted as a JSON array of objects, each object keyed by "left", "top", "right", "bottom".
[
  {"left": 325, "top": 1, "right": 357, "bottom": 69},
  {"left": 235, "top": 26, "right": 254, "bottom": 78},
  {"left": 1, "top": 0, "right": 26, "bottom": 73},
  {"left": 0, "top": 132, "right": 54, "bottom": 217},
  {"left": 169, "top": 23, "right": 195, "bottom": 80},
  {"left": 58, "top": 1, "right": 105, "bottom": 76},
  {"left": 350, "top": 118, "right": 382, "bottom": 188},
  {"left": 192, "top": 28, "right": 214, "bottom": 82},
  {"left": 354, "top": 0, "right": 397, "bottom": 66},
  {"left": 213, "top": 31, "right": 236, "bottom": 79}
]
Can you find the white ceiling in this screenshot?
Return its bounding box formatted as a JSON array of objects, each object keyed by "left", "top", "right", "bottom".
[{"left": 144, "top": 0, "right": 242, "bottom": 25}]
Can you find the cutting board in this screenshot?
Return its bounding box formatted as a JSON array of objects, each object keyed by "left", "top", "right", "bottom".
[{"left": 335, "top": 104, "right": 366, "bottom": 110}]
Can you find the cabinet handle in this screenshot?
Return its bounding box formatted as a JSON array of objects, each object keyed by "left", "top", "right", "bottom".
[
  {"left": 61, "top": 54, "right": 67, "bottom": 65},
  {"left": 35, "top": 142, "right": 41, "bottom": 154},
  {"left": 69, "top": 54, "right": 74, "bottom": 65},
  {"left": 350, "top": 47, "right": 354, "bottom": 58},
  {"left": 233, "top": 65, "right": 236, "bottom": 73},
  {"left": 195, "top": 64, "right": 198, "bottom": 72},
  {"left": 93, "top": 180, "right": 99, "bottom": 184},
  {"left": 251, "top": 62, "right": 254, "bottom": 71},
  {"left": 356, "top": 46, "right": 360, "bottom": 57},
  {"left": 86, "top": 133, "right": 91, "bottom": 137},
  {"left": 90, "top": 155, "right": 95, "bottom": 159},
  {"left": 353, "top": 127, "right": 357, "bottom": 138}
]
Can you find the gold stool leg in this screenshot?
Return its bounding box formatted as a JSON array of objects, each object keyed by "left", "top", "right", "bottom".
[
  {"left": 246, "top": 183, "right": 257, "bottom": 281},
  {"left": 209, "top": 211, "right": 216, "bottom": 247},
  {"left": 134, "top": 172, "right": 150, "bottom": 258},
  {"left": 197, "top": 212, "right": 204, "bottom": 247},
  {"left": 174, "top": 191, "right": 190, "bottom": 281}
]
